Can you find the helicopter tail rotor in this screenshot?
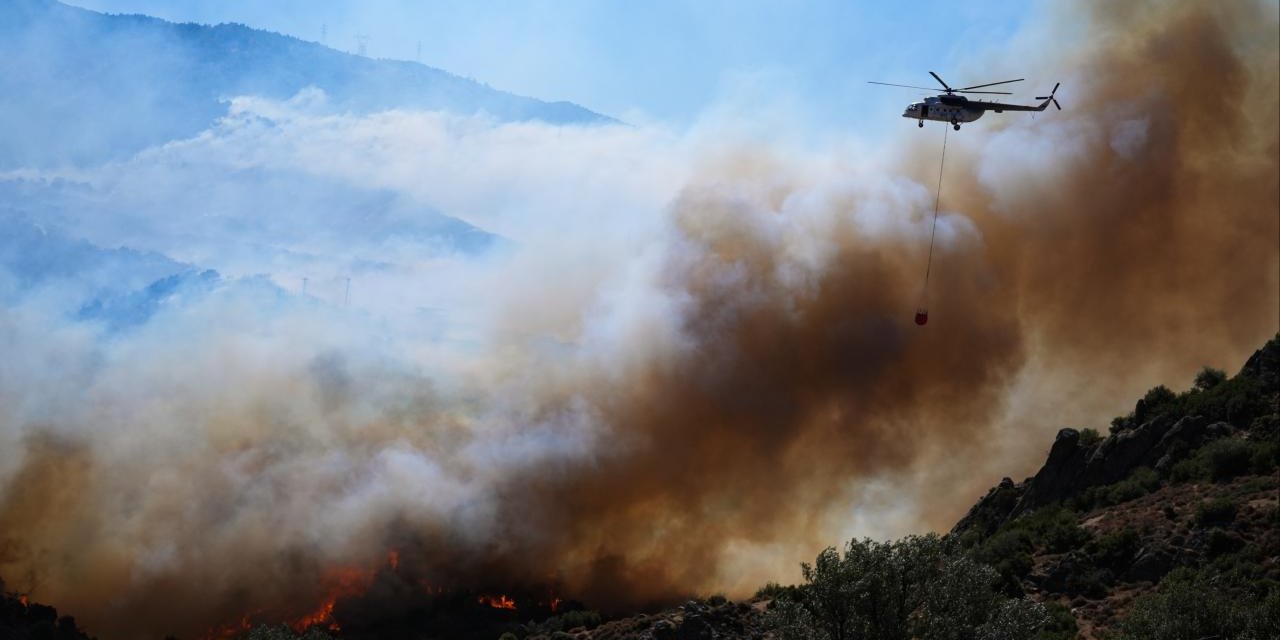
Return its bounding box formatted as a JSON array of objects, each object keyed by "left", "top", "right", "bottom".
[{"left": 1035, "top": 82, "right": 1062, "bottom": 110}]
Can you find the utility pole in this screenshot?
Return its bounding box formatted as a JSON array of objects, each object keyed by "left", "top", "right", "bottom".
[{"left": 321, "top": 23, "right": 327, "bottom": 45}]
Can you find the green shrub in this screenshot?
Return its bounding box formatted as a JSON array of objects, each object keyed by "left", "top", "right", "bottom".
[
  {"left": 1034, "top": 601, "right": 1078, "bottom": 640},
  {"left": 1065, "top": 567, "right": 1111, "bottom": 599},
  {"left": 1169, "top": 456, "right": 1207, "bottom": 483},
  {"left": 245, "top": 626, "right": 335, "bottom": 640},
  {"left": 1203, "top": 439, "right": 1255, "bottom": 481},
  {"left": 1135, "top": 385, "right": 1177, "bottom": 424},
  {"left": 1195, "top": 497, "right": 1239, "bottom": 527},
  {"left": 1193, "top": 366, "right": 1228, "bottom": 391},
  {"left": 754, "top": 582, "right": 798, "bottom": 600},
  {"left": 1071, "top": 467, "right": 1162, "bottom": 510},
  {"left": 1249, "top": 440, "right": 1278, "bottom": 474},
  {"left": 767, "top": 535, "right": 1048, "bottom": 640},
  {"left": 1110, "top": 355, "right": 1270, "bottom": 435},
  {"left": 1077, "top": 428, "right": 1103, "bottom": 448},
  {"left": 1107, "top": 467, "right": 1162, "bottom": 505},
  {"left": 978, "top": 529, "right": 1034, "bottom": 580},
  {"left": 1113, "top": 575, "right": 1277, "bottom": 639},
  {"left": 1088, "top": 529, "right": 1139, "bottom": 570}
]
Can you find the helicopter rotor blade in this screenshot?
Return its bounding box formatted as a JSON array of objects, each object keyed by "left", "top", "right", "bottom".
[
  {"left": 868, "top": 81, "right": 944, "bottom": 91},
  {"left": 1036, "top": 82, "right": 1062, "bottom": 109},
  {"left": 958, "top": 78, "right": 1024, "bottom": 90},
  {"left": 928, "top": 71, "right": 952, "bottom": 91},
  {"left": 1035, "top": 82, "right": 1062, "bottom": 99},
  {"left": 956, "top": 90, "right": 1012, "bottom": 95}
]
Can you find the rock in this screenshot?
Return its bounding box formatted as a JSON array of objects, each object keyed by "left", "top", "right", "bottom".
[
  {"left": 651, "top": 619, "right": 676, "bottom": 639},
  {"left": 950, "top": 476, "right": 1025, "bottom": 536},
  {"left": 675, "top": 613, "right": 715, "bottom": 640},
  {"left": 1124, "top": 545, "right": 1175, "bottom": 582},
  {"left": 1012, "top": 429, "right": 1094, "bottom": 514},
  {"left": 1038, "top": 551, "right": 1087, "bottom": 594}
]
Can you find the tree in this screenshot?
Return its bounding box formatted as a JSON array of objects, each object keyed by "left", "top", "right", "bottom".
[
  {"left": 767, "top": 535, "right": 1047, "bottom": 640},
  {"left": 1193, "top": 366, "right": 1228, "bottom": 391},
  {"left": 1113, "top": 573, "right": 1279, "bottom": 640}
]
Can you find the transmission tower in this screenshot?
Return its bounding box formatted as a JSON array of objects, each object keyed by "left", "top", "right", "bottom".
[{"left": 355, "top": 34, "right": 370, "bottom": 57}]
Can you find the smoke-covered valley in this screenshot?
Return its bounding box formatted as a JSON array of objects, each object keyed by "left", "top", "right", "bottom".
[{"left": 1, "top": 1, "right": 1277, "bottom": 638}]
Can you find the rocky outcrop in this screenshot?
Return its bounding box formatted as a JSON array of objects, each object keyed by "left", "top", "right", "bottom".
[
  {"left": 955, "top": 415, "right": 1236, "bottom": 535},
  {"left": 950, "top": 477, "right": 1025, "bottom": 537}
]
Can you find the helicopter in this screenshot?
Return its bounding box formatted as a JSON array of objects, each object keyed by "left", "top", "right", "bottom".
[{"left": 869, "top": 72, "right": 1061, "bottom": 130}]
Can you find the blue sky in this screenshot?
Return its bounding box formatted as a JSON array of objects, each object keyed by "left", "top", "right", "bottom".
[{"left": 67, "top": 0, "right": 1037, "bottom": 127}]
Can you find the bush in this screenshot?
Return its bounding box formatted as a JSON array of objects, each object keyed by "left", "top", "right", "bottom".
[
  {"left": 1077, "top": 428, "right": 1103, "bottom": 448},
  {"left": 245, "top": 626, "right": 335, "bottom": 640},
  {"left": 1203, "top": 439, "right": 1255, "bottom": 481},
  {"left": 1065, "top": 568, "right": 1111, "bottom": 599},
  {"left": 1088, "top": 529, "right": 1139, "bottom": 570},
  {"left": 1034, "top": 601, "right": 1078, "bottom": 640},
  {"left": 1110, "top": 355, "right": 1271, "bottom": 434},
  {"left": 1113, "top": 575, "right": 1277, "bottom": 639},
  {"left": 1071, "top": 467, "right": 1161, "bottom": 510},
  {"left": 1169, "top": 456, "right": 1207, "bottom": 483},
  {"left": 1107, "top": 467, "right": 1161, "bottom": 504},
  {"left": 754, "top": 582, "right": 798, "bottom": 600},
  {"left": 1195, "top": 497, "right": 1239, "bottom": 527},
  {"left": 1194, "top": 367, "right": 1228, "bottom": 391},
  {"left": 1249, "top": 440, "right": 1278, "bottom": 475},
  {"left": 1170, "top": 438, "right": 1272, "bottom": 484},
  {"left": 1135, "top": 385, "right": 1177, "bottom": 424},
  {"left": 767, "top": 535, "right": 1048, "bottom": 640}
]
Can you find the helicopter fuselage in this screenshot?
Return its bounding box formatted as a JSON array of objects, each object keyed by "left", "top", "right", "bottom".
[{"left": 903, "top": 95, "right": 986, "bottom": 126}]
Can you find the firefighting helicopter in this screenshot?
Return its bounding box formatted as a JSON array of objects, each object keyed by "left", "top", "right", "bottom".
[{"left": 869, "top": 72, "right": 1061, "bottom": 130}]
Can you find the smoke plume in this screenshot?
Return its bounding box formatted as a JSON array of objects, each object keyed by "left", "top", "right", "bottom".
[{"left": 0, "top": 1, "right": 1276, "bottom": 637}]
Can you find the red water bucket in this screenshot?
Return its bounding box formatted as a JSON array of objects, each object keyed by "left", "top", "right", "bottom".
[{"left": 914, "top": 309, "right": 928, "bottom": 326}]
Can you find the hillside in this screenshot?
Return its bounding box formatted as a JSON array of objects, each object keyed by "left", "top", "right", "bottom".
[
  {"left": 507, "top": 336, "right": 1280, "bottom": 639},
  {"left": 0, "top": 0, "right": 614, "bottom": 168}
]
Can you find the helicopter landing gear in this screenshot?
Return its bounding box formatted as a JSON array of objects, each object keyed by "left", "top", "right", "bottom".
[
  {"left": 918, "top": 120, "right": 924, "bottom": 128},
  {"left": 951, "top": 119, "right": 961, "bottom": 131}
]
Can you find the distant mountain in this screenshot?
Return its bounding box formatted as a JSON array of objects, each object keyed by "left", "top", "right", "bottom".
[
  {"left": 0, "top": 0, "right": 615, "bottom": 168},
  {"left": 0, "top": 214, "right": 187, "bottom": 298}
]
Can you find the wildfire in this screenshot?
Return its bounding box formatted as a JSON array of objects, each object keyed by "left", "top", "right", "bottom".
[
  {"left": 18, "top": 594, "right": 29, "bottom": 606},
  {"left": 549, "top": 597, "right": 562, "bottom": 613},
  {"left": 204, "top": 613, "right": 256, "bottom": 640},
  {"left": 292, "top": 599, "right": 339, "bottom": 633},
  {"left": 478, "top": 594, "right": 517, "bottom": 610}
]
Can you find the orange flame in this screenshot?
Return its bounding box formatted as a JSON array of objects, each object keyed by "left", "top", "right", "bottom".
[
  {"left": 203, "top": 613, "right": 256, "bottom": 640},
  {"left": 292, "top": 599, "right": 339, "bottom": 633},
  {"left": 478, "top": 594, "right": 517, "bottom": 610},
  {"left": 18, "top": 594, "right": 29, "bottom": 606}
]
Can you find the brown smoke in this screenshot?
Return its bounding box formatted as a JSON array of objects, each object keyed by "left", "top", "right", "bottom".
[{"left": 1, "top": 0, "right": 1277, "bottom": 637}]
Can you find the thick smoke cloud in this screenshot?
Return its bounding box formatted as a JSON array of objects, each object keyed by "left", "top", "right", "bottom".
[{"left": 0, "top": 1, "right": 1276, "bottom": 637}]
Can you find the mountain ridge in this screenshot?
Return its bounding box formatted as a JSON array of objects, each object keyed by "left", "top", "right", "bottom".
[{"left": 0, "top": 0, "right": 616, "bottom": 168}]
